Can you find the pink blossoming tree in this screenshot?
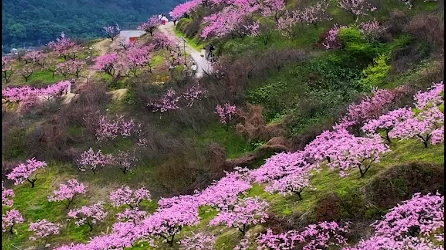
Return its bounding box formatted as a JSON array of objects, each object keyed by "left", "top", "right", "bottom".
[
  {"left": 2, "top": 181, "right": 15, "bottom": 207},
  {"left": 148, "top": 88, "right": 181, "bottom": 113},
  {"left": 257, "top": 221, "right": 349, "bottom": 249},
  {"left": 264, "top": 168, "right": 312, "bottom": 200},
  {"left": 336, "top": 86, "right": 410, "bottom": 135},
  {"left": 48, "top": 32, "right": 78, "bottom": 60},
  {"left": 77, "top": 148, "right": 112, "bottom": 174},
  {"left": 327, "top": 132, "right": 390, "bottom": 178},
  {"left": 116, "top": 208, "right": 148, "bottom": 224},
  {"left": 48, "top": 179, "right": 87, "bottom": 209},
  {"left": 181, "top": 84, "right": 208, "bottom": 107},
  {"left": 138, "top": 202, "right": 200, "bottom": 247},
  {"left": 413, "top": 81, "right": 444, "bottom": 110},
  {"left": 93, "top": 52, "right": 118, "bottom": 77},
  {"left": 110, "top": 185, "right": 151, "bottom": 209},
  {"left": 215, "top": 102, "right": 237, "bottom": 130},
  {"left": 103, "top": 24, "right": 121, "bottom": 41},
  {"left": 6, "top": 158, "right": 47, "bottom": 188},
  {"left": 344, "top": 192, "right": 444, "bottom": 250},
  {"left": 2, "top": 209, "right": 24, "bottom": 234},
  {"left": 67, "top": 202, "right": 108, "bottom": 232},
  {"left": 137, "top": 16, "right": 161, "bottom": 36},
  {"left": 338, "top": 0, "right": 376, "bottom": 21},
  {"left": 95, "top": 114, "right": 139, "bottom": 141},
  {"left": 209, "top": 196, "right": 269, "bottom": 236},
  {"left": 197, "top": 170, "right": 251, "bottom": 210},
  {"left": 28, "top": 219, "right": 62, "bottom": 242},
  {"left": 169, "top": 0, "right": 202, "bottom": 19},
  {"left": 179, "top": 232, "right": 216, "bottom": 250},
  {"left": 249, "top": 151, "right": 314, "bottom": 184},
  {"left": 111, "top": 150, "right": 138, "bottom": 174},
  {"left": 361, "top": 107, "right": 414, "bottom": 143},
  {"left": 55, "top": 59, "right": 86, "bottom": 78},
  {"left": 2, "top": 56, "right": 15, "bottom": 83},
  {"left": 389, "top": 106, "right": 444, "bottom": 147}
]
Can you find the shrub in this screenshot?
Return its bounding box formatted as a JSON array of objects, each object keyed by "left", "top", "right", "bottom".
[
  {"left": 337, "top": 27, "right": 378, "bottom": 65},
  {"left": 2, "top": 127, "right": 28, "bottom": 160},
  {"left": 359, "top": 53, "right": 391, "bottom": 89},
  {"left": 403, "top": 13, "right": 444, "bottom": 54},
  {"left": 364, "top": 162, "right": 444, "bottom": 210}
]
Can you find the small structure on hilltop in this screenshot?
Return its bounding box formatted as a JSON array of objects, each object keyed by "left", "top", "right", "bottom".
[{"left": 118, "top": 30, "right": 146, "bottom": 45}]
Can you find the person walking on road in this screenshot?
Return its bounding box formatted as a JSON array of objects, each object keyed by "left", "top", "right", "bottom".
[
  {"left": 191, "top": 62, "right": 197, "bottom": 76},
  {"left": 161, "top": 15, "right": 168, "bottom": 25}
]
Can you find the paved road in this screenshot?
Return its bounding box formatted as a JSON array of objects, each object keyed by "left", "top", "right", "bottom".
[{"left": 158, "top": 22, "right": 213, "bottom": 78}]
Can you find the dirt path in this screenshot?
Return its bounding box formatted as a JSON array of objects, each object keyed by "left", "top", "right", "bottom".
[
  {"left": 63, "top": 38, "right": 128, "bottom": 104},
  {"left": 158, "top": 22, "right": 213, "bottom": 78},
  {"left": 84, "top": 39, "right": 112, "bottom": 85}
]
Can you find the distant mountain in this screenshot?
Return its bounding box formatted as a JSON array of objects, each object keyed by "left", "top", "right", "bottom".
[{"left": 1, "top": 0, "right": 183, "bottom": 50}]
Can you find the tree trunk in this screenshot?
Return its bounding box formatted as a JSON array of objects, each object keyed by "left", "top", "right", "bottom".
[{"left": 27, "top": 178, "right": 36, "bottom": 188}]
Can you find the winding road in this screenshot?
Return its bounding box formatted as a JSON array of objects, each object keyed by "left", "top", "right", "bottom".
[
  {"left": 63, "top": 22, "right": 209, "bottom": 104},
  {"left": 158, "top": 21, "right": 213, "bottom": 78}
]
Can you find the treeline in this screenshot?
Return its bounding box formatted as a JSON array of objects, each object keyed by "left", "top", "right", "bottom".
[{"left": 1, "top": 0, "right": 182, "bottom": 51}]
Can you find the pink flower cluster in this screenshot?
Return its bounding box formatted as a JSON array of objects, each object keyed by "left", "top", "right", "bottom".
[
  {"left": 22, "top": 51, "right": 46, "bottom": 67},
  {"left": 55, "top": 59, "right": 86, "bottom": 78},
  {"left": 361, "top": 82, "right": 444, "bottom": 147},
  {"left": 110, "top": 185, "right": 151, "bottom": 208},
  {"left": 169, "top": 0, "right": 202, "bottom": 19},
  {"left": 119, "top": 45, "right": 154, "bottom": 76},
  {"left": 2, "top": 80, "right": 70, "bottom": 102},
  {"left": 362, "top": 108, "right": 413, "bottom": 136},
  {"left": 277, "top": 1, "right": 331, "bottom": 38},
  {"left": 93, "top": 52, "right": 118, "bottom": 76},
  {"left": 264, "top": 168, "right": 311, "bottom": 199},
  {"left": 2, "top": 181, "right": 15, "bottom": 207},
  {"left": 95, "top": 114, "right": 139, "bottom": 141},
  {"left": 138, "top": 198, "right": 200, "bottom": 246},
  {"left": 324, "top": 131, "right": 390, "bottom": 177},
  {"left": 197, "top": 170, "right": 251, "bottom": 209},
  {"left": 414, "top": 81, "right": 444, "bottom": 110},
  {"left": 148, "top": 85, "right": 209, "bottom": 113},
  {"left": 6, "top": 158, "right": 47, "bottom": 186},
  {"left": 358, "top": 19, "right": 384, "bottom": 42},
  {"left": 28, "top": 219, "right": 62, "bottom": 241},
  {"left": 2, "top": 209, "right": 24, "bottom": 233},
  {"left": 338, "top": 0, "right": 376, "bottom": 19},
  {"left": 249, "top": 151, "right": 314, "bottom": 183},
  {"left": 137, "top": 16, "right": 161, "bottom": 36},
  {"left": 209, "top": 196, "right": 269, "bottom": 235},
  {"left": 152, "top": 33, "right": 177, "bottom": 51},
  {"left": 389, "top": 106, "right": 444, "bottom": 147},
  {"left": 148, "top": 88, "right": 180, "bottom": 112},
  {"left": 257, "top": 221, "right": 349, "bottom": 250},
  {"left": 215, "top": 102, "right": 237, "bottom": 124},
  {"left": 337, "top": 86, "right": 409, "bottom": 129},
  {"left": 103, "top": 24, "right": 121, "bottom": 40},
  {"left": 201, "top": 4, "right": 259, "bottom": 39},
  {"left": 179, "top": 232, "right": 216, "bottom": 250},
  {"left": 345, "top": 192, "right": 444, "bottom": 250},
  {"left": 78, "top": 148, "right": 113, "bottom": 173},
  {"left": 322, "top": 24, "right": 344, "bottom": 49},
  {"left": 67, "top": 202, "right": 108, "bottom": 231},
  {"left": 116, "top": 208, "right": 148, "bottom": 224},
  {"left": 182, "top": 84, "right": 208, "bottom": 107},
  {"left": 47, "top": 32, "right": 78, "bottom": 59},
  {"left": 47, "top": 179, "right": 86, "bottom": 209}
]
